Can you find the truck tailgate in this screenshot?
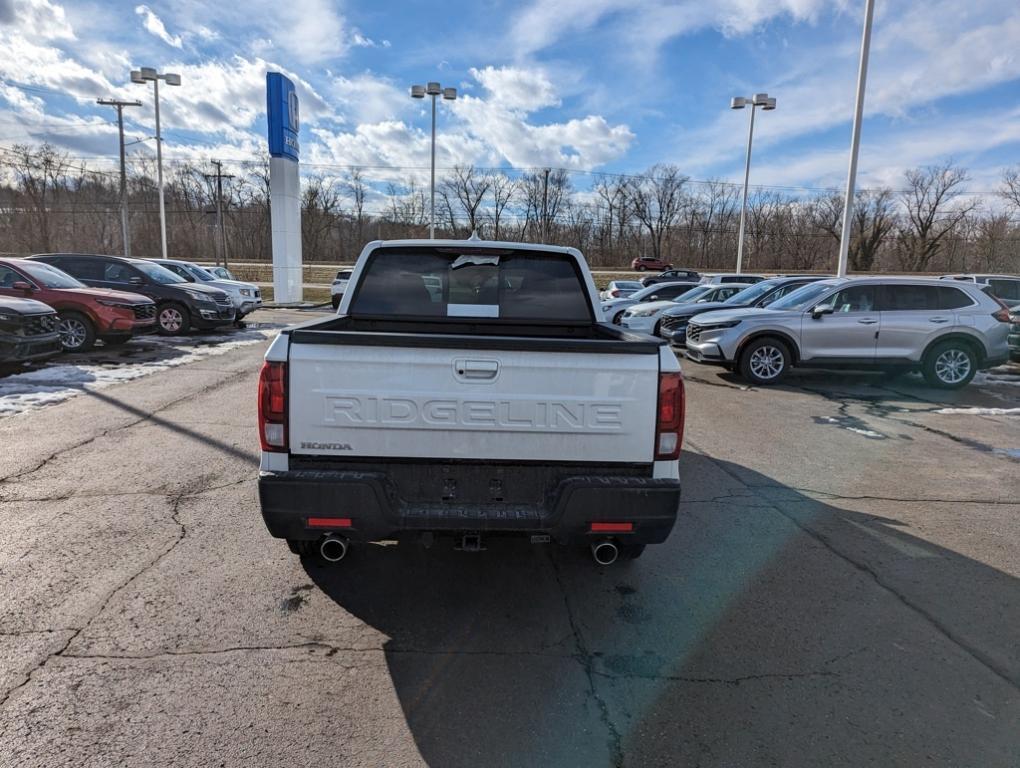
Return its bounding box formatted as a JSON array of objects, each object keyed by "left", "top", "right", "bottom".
[{"left": 288, "top": 342, "right": 659, "bottom": 464}]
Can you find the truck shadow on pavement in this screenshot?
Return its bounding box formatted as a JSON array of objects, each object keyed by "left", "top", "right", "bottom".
[{"left": 303, "top": 454, "right": 1020, "bottom": 767}]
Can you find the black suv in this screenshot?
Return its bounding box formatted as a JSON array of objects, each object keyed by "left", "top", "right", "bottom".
[
  {"left": 0, "top": 296, "right": 62, "bottom": 368},
  {"left": 30, "top": 254, "right": 235, "bottom": 335}
]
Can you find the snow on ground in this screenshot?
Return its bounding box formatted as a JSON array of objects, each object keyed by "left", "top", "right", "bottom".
[
  {"left": 0, "top": 326, "right": 279, "bottom": 418},
  {"left": 935, "top": 407, "right": 1020, "bottom": 416},
  {"left": 975, "top": 365, "right": 1020, "bottom": 387}
]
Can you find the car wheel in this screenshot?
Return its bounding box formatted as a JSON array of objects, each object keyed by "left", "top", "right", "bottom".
[
  {"left": 157, "top": 303, "right": 191, "bottom": 335},
  {"left": 57, "top": 311, "right": 96, "bottom": 352},
  {"left": 613, "top": 310, "right": 625, "bottom": 324},
  {"left": 331, "top": 295, "right": 341, "bottom": 310},
  {"left": 739, "top": 337, "right": 791, "bottom": 385},
  {"left": 636, "top": 265, "right": 646, "bottom": 272},
  {"left": 922, "top": 341, "right": 977, "bottom": 389}
]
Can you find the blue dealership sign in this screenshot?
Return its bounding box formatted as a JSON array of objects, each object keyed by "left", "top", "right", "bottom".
[{"left": 267, "top": 72, "right": 300, "bottom": 161}]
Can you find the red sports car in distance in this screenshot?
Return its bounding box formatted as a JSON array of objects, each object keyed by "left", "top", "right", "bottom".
[
  {"left": 631, "top": 256, "right": 673, "bottom": 272},
  {"left": 0, "top": 258, "right": 157, "bottom": 352}
]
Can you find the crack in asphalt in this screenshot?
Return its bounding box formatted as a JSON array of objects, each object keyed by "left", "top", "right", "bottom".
[
  {"left": 2, "top": 476, "right": 253, "bottom": 505},
  {"left": 704, "top": 454, "right": 1020, "bottom": 694},
  {"left": 547, "top": 551, "right": 625, "bottom": 768},
  {"left": 0, "top": 368, "right": 250, "bottom": 486},
  {"left": 0, "top": 492, "right": 189, "bottom": 711}
]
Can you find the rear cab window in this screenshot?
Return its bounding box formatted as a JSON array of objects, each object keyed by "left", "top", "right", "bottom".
[{"left": 349, "top": 247, "right": 593, "bottom": 324}]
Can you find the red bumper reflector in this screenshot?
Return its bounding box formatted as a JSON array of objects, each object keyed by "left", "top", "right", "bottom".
[
  {"left": 307, "top": 517, "right": 352, "bottom": 529},
  {"left": 590, "top": 522, "right": 634, "bottom": 533}
]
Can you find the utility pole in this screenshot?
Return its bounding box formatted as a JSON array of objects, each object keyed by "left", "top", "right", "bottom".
[
  {"left": 97, "top": 98, "right": 142, "bottom": 256},
  {"left": 540, "top": 168, "right": 550, "bottom": 242},
  {"left": 203, "top": 160, "right": 234, "bottom": 269}
]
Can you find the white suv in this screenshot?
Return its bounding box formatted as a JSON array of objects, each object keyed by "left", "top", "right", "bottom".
[{"left": 684, "top": 278, "right": 1011, "bottom": 389}]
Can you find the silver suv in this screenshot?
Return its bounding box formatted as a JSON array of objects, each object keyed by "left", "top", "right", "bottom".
[{"left": 684, "top": 278, "right": 1011, "bottom": 388}]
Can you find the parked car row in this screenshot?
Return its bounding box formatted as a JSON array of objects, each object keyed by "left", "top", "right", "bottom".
[
  {"left": 661, "top": 277, "right": 1013, "bottom": 389},
  {"left": 0, "top": 253, "right": 262, "bottom": 369}
]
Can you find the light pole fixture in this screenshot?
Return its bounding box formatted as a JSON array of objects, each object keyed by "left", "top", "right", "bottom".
[
  {"left": 836, "top": 0, "right": 875, "bottom": 277},
  {"left": 131, "top": 66, "right": 182, "bottom": 258},
  {"left": 731, "top": 92, "right": 776, "bottom": 274},
  {"left": 97, "top": 98, "right": 142, "bottom": 257},
  {"left": 411, "top": 80, "right": 457, "bottom": 239}
]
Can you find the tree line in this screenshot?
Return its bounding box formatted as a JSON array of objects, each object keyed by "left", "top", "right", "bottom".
[{"left": 1, "top": 143, "right": 1018, "bottom": 273}]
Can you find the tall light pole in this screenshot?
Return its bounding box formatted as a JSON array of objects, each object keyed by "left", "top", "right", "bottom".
[
  {"left": 131, "top": 67, "right": 181, "bottom": 258},
  {"left": 96, "top": 98, "right": 141, "bottom": 257},
  {"left": 411, "top": 81, "right": 457, "bottom": 239},
  {"left": 836, "top": 0, "right": 876, "bottom": 277},
  {"left": 730, "top": 93, "right": 776, "bottom": 274}
]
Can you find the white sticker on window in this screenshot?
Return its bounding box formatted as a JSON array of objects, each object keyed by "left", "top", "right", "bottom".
[{"left": 447, "top": 304, "right": 499, "bottom": 318}]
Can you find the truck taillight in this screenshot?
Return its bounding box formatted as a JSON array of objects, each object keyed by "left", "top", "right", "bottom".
[
  {"left": 655, "top": 370, "right": 685, "bottom": 461},
  {"left": 258, "top": 361, "right": 287, "bottom": 452}
]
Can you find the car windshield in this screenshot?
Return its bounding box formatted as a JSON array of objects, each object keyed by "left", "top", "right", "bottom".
[
  {"left": 212, "top": 267, "right": 234, "bottom": 279},
  {"left": 766, "top": 282, "right": 835, "bottom": 311},
  {"left": 134, "top": 262, "right": 187, "bottom": 284},
  {"left": 614, "top": 281, "right": 642, "bottom": 290},
  {"left": 17, "top": 261, "right": 85, "bottom": 289},
  {"left": 721, "top": 280, "right": 779, "bottom": 305},
  {"left": 672, "top": 285, "right": 713, "bottom": 303},
  {"left": 184, "top": 264, "right": 217, "bottom": 281}
]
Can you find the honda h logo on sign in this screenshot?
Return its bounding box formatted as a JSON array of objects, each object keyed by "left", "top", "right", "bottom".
[{"left": 288, "top": 90, "right": 300, "bottom": 133}]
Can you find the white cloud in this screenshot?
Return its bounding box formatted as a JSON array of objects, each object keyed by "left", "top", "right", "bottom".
[
  {"left": 508, "top": 0, "right": 832, "bottom": 61},
  {"left": 134, "top": 4, "right": 182, "bottom": 49},
  {"left": 470, "top": 66, "right": 559, "bottom": 111},
  {"left": 330, "top": 72, "right": 407, "bottom": 125},
  {"left": 270, "top": 0, "right": 347, "bottom": 64},
  {"left": 0, "top": 0, "right": 74, "bottom": 41}
]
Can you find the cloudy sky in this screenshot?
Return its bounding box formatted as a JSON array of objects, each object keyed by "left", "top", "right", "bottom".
[{"left": 1, "top": 0, "right": 1018, "bottom": 194}]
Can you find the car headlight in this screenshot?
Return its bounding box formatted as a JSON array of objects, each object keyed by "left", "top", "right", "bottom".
[
  {"left": 239, "top": 288, "right": 252, "bottom": 297},
  {"left": 629, "top": 305, "right": 662, "bottom": 317},
  {"left": 96, "top": 299, "right": 131, "bottom": 309},
  {"left": 699, "top": 320, "right": 742, "bottom": 331}
]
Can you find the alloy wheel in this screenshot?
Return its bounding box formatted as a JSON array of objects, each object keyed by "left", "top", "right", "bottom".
[
  {"left": 934, "top": 348, "right": 971, "bottom": 385},
  {"left": 58, "top": 316, "right": 88, "bottom": 350},
  {"left": 749, "top": 345, "right": 785, "bottom": 380},
  {"left": 160, "top": 307, "right": 184, "bottom": 333}
]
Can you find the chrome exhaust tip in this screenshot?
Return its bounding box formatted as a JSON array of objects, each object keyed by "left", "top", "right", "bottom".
[
  {"left": 319, "top": 534, "right": 349, "bottom": 563},
  {"left": 591, "top": 540, "right": 619, "bottom": 566}
]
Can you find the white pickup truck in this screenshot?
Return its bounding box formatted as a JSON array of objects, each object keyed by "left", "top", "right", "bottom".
[{"left": 257, "top": 239, "right": 685, "bottom": 565}]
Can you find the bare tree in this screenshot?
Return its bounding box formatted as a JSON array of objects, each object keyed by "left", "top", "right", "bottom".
[
  {"left": 895, "top": 163, "right": 977, "bottom": 272},
  {"left": 624, "top": 164, "right": 688, "bottom": 262},
  {"left": 1000, "top": 166, "right": 1020, "bottom": 211},
  {"left": 440, "top": 165, "right": 491, "bottom": 236},
  {"left": 488, "top": 172, "right": 516, "bottom": 240},
  {"left": 815, "top": 189, "right": 896, "bottom": 271}
]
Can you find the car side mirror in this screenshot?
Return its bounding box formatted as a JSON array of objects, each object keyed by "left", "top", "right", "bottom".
[
  {"left": 129, "top": 276, "right": 144, "bottom": 285},
  {"left": 811, "top": 303, "right": 835, "bottom": 319},
  {"left": 11, "top": 281, "right": 33, "bottom": 294}
]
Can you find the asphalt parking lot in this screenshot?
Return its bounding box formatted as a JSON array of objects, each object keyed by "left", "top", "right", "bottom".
[{"left": 1, "top": 308, "right": 1018, "bottom": 767}]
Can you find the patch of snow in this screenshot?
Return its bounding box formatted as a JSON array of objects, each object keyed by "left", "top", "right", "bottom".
[
  {"left": 994, "top": 448, "right": 1020, "bottom": 459},
  {"left": 0, "top": 328, "right": 278, "bottom": 418},
  {"left": 935, "top": 407, "right": 1020, "bottom": 416}
]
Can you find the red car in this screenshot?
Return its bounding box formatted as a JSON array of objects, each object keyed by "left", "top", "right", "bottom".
[
  {"left": 631, "top": 256, "right": 673, "bottom": 272},
  {"left": 0, "top": 258, "right": 157, "bottom": 351}
]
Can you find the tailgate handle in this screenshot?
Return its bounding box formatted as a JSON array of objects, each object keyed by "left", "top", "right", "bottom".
[{"left": 455, "top": 359, "right": 499, "bottom": 380}]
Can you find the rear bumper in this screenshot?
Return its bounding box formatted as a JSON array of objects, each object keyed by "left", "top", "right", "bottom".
[{"left": 258, "top": 469, "right": 681, "bottom": 546}]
